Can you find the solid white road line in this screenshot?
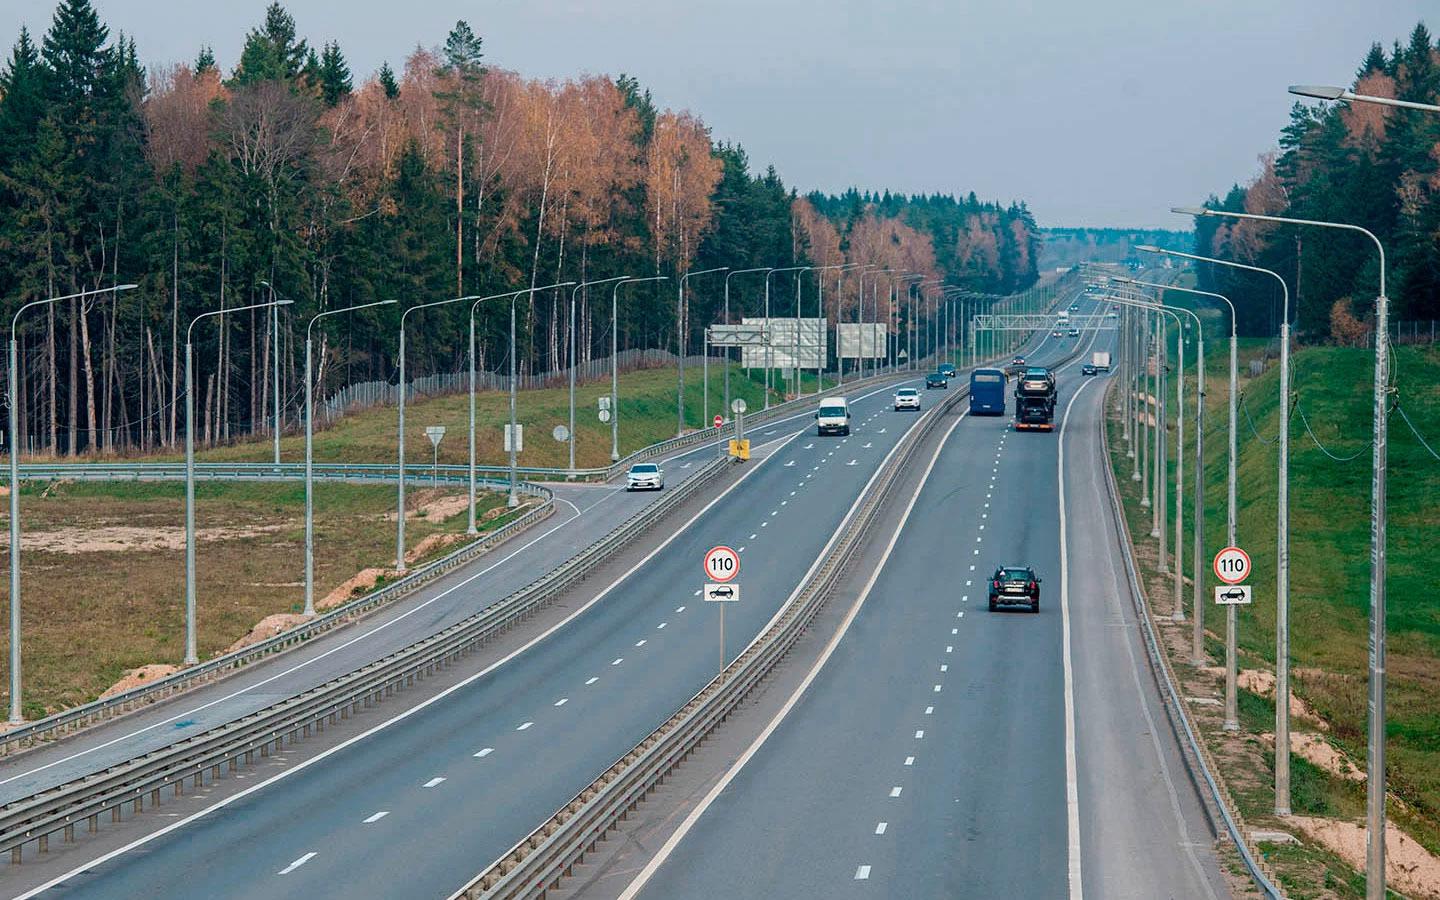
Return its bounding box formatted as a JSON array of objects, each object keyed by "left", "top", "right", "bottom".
[
  {"left": 616, "top": 409, "right": 968, "bottom": 900},
  {"left": 1058, "top": 376, "right": 1095, "bottom": 900},
  {"left": 362, "top": 811, "right": 389, "bottom": 824},
  {"left": 278, "top": 852, "right": 316, "bottom": 875},
  {"left": 423, "top": 777, "right": 446, "bottom": 788}
]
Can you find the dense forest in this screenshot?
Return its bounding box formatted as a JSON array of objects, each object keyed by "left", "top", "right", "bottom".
[
  {"left": 0, "top": 0, "right": 1039, "bottom": 457},
  {"left": 1038, "top": 228, "right": 1190, "bottom": 271},
  {"left": 1191, "top": 22, "right": 1440, "bottom": 339}
]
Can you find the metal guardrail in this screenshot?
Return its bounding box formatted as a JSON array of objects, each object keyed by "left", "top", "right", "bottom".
[
  {"left": 0, "top": 479, "right": 555, "bottom": 758},
  {"left": 1098, "top": 382, "right": 1283, "bottom": 899},
  {"left": 0, "top": 454, "right": 734, "bottom": 862},
  {"left": 459, "top": 300, "right": 1094, "bottom": 899}
]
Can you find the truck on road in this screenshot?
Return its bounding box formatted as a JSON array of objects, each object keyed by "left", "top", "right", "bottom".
[
  {"left": 1091, "top": 351, "right": 1111, "bottom": 373},
  {"left": 1015, "top": 366, "right": 1057, "bottom": 431}
]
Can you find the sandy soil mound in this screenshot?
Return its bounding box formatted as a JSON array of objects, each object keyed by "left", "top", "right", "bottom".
[
  {"left": 1291, "top": 815, "right": 1440, "bottom": 899},
  {"left": 319, "top": 567, "right": 390, "bottom": 610},
  {"left": 383, "top": 489, "right": 469, "bottom": 523},
  {"left": 1260, "top": 731, "right": 1365, "bottom": 782},
  {"left": 99, "top": 663, "right": 181, "bottom": 699},
  {"left": 224, "top": 613, "right": 312, "bottom": 654},
  {"left": 1202, "top": 666, "right": 1328, "bottom": 730},
  {"left": 405, "top": 532, "right": 467, "bottom": 563}
]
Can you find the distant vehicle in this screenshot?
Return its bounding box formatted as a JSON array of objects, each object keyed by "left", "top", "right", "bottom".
[
  {"left": 1092, "top": 351, "right": 1111, "bottom": 373},
  {"left": 1068, "top": 303, "right": 1080, "bottom": 311},
  {"left": 626, "top": 463, "right": 664, "bottom": 491},
  {"left": 938, "top": 363, "right": 958, "bottom": 380},
  {"left": 1051, "top": 329, "right": 1064, "bottom": 337},
  {"left": 1068, "top": 328, "right": 1080, "bottom": 337},
  {"left": 1015, "top": 367, "right": 1057, "bottom": 431},
  {"left": 1012, "top": 355, "right": 1026, "bottom": 366},
  {"left": 894, "top": 387, "right": 921, "bottom": 411},
  {"left": 924, "top": 372, "right": 948, "bottom": 390},
  {"left": 970, "top": 368, "right": 1007, "bottom": 414},
  {"left": 709, "top": 584, "right": 735, "bottom": 599},
  {"left": 989, "top": 565, "right": 1041, "bottom": 613},
  {"left": 1081, "top": 363, "right": 1098, "bottom": 376},
  {"left": 815, "top": 396, "right": 851, "bottom": 435}
]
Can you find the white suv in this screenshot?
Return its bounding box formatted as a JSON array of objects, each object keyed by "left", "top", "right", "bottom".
[
  {"left": 893, "top": 388, "right": 921, "bottom": 411},
  {"left": 626, "top": 463, "right": 664, "bottom": 491}
]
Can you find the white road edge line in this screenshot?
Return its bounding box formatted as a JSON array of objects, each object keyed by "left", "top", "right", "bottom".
[
  {"left": 614, "top": 409, "right": 968, "bottom": 900},
  {"left": 1058, "top": 375, "right": 1094, "bottom": 900}
]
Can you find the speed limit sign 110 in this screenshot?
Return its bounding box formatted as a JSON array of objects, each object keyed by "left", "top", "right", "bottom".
[
  {"left": 1213, "top": 546, "right": 1251, "bottom": 585},
  {"left": 703, "top": 545, "right": 740, "bottom": 583}
]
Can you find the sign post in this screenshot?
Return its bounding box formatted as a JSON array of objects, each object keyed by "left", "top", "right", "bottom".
[
  {"left": 703, "top": 546, "right": 741, "bottom": 681},
  {"left": 424, "top": 426, "right": 446, "bottom": 485},
  {"left": 1213, "top": 546, "right": 1250, "bottom": 732}
]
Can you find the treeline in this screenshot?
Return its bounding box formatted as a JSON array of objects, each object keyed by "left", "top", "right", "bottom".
[
  {"left": 1039, "top": 228, "right": 1190, "bottom": 271},
  {"left": 1193, "top": 22, "right": 1440, "bottom": 339},
  {"left": 0, "top": 0, "right": 1037, "bottom": 456}
]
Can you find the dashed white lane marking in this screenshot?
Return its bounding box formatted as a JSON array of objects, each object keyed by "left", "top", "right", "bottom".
[
  {"left": 946, "top": 646, "right": 953, "bottom": 653},
  {"left": 423, "top": 777, "right": 446, "bottom": 788},
  {"left": 676, "top": 606, "right": 686, "bottom": 613},
  {"left": 940, "top": 665, "right": 948, "bottom": 672},
  {"left": 933, "top": 684, "right": 942, "bottom": 693},
  {"left": 554, "top": 698, "right": 569, "bottom": 707},
  {"left": 979, "top": 524, "right": 985, "bottom": 531},
  {"left": 951, "top": 628, "right": 957, "bottom": 635},
  {"left": 969, "top": 564, "right": 975, "bottom": 571},
  {"left": 635, "top": 639, "right": 647, "bottom": 647},
  {"left": 585, "top": 677, "right": 599, "bottom": 685},
  {"left": 611, "top": 658, "right": 624, "bottom": 666},
  {"left": 961, "top": 595, "right": 968, "bottom": 602},
  {"left": 474, "top": 748, "right": 494, "bottom": 758},
  {"left": 781, "top": 500, "right": 788, "bottom": 506},
  {"left": 914, "top": 730, "right": 925, "bottom": 739},
  {"left": 875, "top": 822, "right": 888, "bottom": 835},
  {"left": 739, "top": 546, "right": 747, "bottom": 552},
  {"left": 889, "top": 786, "right": 903, "bottom": 798},
  {"left": 657, "top": 622, "right": 667, "bottom": 629},
  {"left": 966, "top": 580, "right": 972, "bottom": 586},
  {"left": 925, "top": 706, "right": 934, "bottom": 715},
  {"left": 904, "top": 756, "right": 915, "bottom": 766},
  {"left": 516, "top": 722, "right": 534, "bottom": 731},
  {"left": 973, "top": 549, "right": 979, "bottom": 555},
  {"left": 363, "top": 811, "right": 389, "bottom": 824},
  {"left": 975, "top": 536, "right": 982, "bottom": 542},
  {"left": 855, "top": 865, "right": 872, "bottom": 880},
  {"left": 761, "top": 522, "right": 768, "bottom": 527},
  {"left": 789, "top": 491, "right": 796, "bottom": 496},
  {"left": 749, "top": 533, "right": 757, "bottom": 540},
  {"left": 694, "top": 588, "right": 702, "bottom": 596},
  {"left": 278, "top": 852, "right": 317, "bottom": 875}
]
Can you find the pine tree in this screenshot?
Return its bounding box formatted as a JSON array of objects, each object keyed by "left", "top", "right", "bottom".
[
  {"left": 194, "top": 44, "right": 215, "bottom": 75},
  {"left": 0, "top": 28, "right": 46, "bottom": 170},
  {"left": 230, "top": 2, "right": 308, "bottom": 86},
  {"left": 378, "top": 61, "right": 399, "bottom": 100},
  {"left": 317, "top": 41, "right": 351, "bottom": 107}
]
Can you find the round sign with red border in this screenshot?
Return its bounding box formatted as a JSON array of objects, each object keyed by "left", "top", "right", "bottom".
[
  {"left": 714, "top": 414, "right": 724, "bottom": 428},
  {"left": 703, "top": 545, "right": 740, "bottom": 583},
  {"left": 1213, "top": 546, "right": 1251, "bottom": 585}
]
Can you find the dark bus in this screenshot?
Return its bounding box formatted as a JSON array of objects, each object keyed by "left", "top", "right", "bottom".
[{"left": 969, "top": 368, "right": 1007, "bottom": 415}]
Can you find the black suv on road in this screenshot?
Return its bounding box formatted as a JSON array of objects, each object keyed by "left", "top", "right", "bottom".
[
  {"left": 924, "top": 372, "right": 948, "bottom": 389},
  {"left": 989, "top": 565, "right": 1041, "bottom": 613}
]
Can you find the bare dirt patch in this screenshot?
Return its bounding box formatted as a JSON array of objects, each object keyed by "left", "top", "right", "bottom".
[
  {"left": 405, "top": 532, "right": 467, "bottom": 564},
  {"left": 319, "top": 567, "right": 390, "bottom": 610},
  {"left": 99, "top": 664, "right": 180, "bottom": 699},
  {"left": 224, "top": 613, "right": 313, "bottom": 654},
  {"left": 1291, "top": 815, "right": 1440, "bottom": 899},
  {"left": 1260, "top": 731, "right": 1365, "bottom": 783},
  {"left": 6, "top": 522, "right": 291, "bottom": 554}
]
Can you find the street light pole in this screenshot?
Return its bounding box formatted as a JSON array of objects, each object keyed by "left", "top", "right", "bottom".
[
  {"left": 722, "top": 268, "right": 770, "bottom": 414},
  {"left": 1173, "top": 208, "right": 1387, "bottom": 856},
  {"left": 257, "top": 280, "right": 285, "bottom": 465},
  {"left": 397, "top": 292, "right": 479, "bottom": 572},
  {"left": 809, "top": 264, "right": 854, "bottom": 394},
  {"left": 1139, "top": 242, "right": 1296, "bottom": 815},
  {"left": 567, "top": 277, "right": 628, "bottom": 475},
  {"left": 305, "top": 299, "right": 394, "bottom": 614},
  {"left": 763, "top": 266, "right": 808, "bottom": 409},
  {"left": 611, "top": 276, "right": 668, "bottom": 461},
  {"left": 187, "top": 296, "right": 292, "bottom": 665},
  {"left": 677, "top": 267, "right": 728, "bottom": 437},
  {"left": 7, "top": 283, "right": 137, "bottom": 721}
]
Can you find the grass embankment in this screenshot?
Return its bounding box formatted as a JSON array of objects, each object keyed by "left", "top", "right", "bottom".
[
  {"left": 1107, "top": 330, "right": 1440, "bottom": 897},
  {"left": 0, "top": 480, "right": 515, "bottom": 719},
  {"left": 174, "top": 363, "right": 833, "bottom": 469}
]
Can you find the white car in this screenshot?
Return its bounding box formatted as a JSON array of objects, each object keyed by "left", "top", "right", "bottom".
[
  {"left": 626, "top": 462, "right": 664, "bottom": 491},
  {"left": 893, "top": 388, "right": 921, "bottom": 411}
]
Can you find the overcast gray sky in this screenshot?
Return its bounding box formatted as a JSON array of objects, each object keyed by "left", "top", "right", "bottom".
[{"left": 3, "top": 1, "right": 1432, "bottom": 227}]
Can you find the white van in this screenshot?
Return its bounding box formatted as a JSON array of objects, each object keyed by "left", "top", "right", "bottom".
[{"left": 815, "top": 396, "right": 851, "bottom": 436}]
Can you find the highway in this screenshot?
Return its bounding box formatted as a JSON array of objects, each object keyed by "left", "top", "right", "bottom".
[
  {"left": 622, "top": 317, "right": 1228, "bottom": 899},
  {"left": 4, "top": 293, "right": 1089, "bottom": 900},
  {"left": 6, "top": 321, "right": 1060, "bottom": 897}
]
